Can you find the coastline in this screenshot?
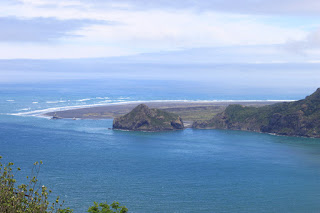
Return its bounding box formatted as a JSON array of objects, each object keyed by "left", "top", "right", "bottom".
[{"left": 43, "top": 100, "right": 286, "bottom": 121}]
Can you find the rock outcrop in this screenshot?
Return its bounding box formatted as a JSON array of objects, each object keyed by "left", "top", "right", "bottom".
[
  {"left": 113, "top": 104, "right": 184, "bottom": 131},
  {"left": 193, "top": 88, "right": 320, "bottom": 138}
]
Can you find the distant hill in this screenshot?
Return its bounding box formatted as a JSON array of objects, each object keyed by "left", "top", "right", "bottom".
[
  {"left": 193, "top": 88, "right": 320, "bottom": 138},
  {"left": 113, "top": 104, "right": 184, "bottom": 131}
]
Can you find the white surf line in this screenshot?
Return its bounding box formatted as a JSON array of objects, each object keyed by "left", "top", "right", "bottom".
[
  {"left": 76, "top": 98, "right": 91, "bottom": 102},
  {"left": 10, "top": 101, "right": 137, "bottom": 117},
  {"left": 8, "top": 99, "right": 295, "bottom": 118},
  {"left": 46, "top": 100, "right": 66, "bottom": 104},
  {"left": 17, "top": 108, "right": 31, "bottom": 111}
]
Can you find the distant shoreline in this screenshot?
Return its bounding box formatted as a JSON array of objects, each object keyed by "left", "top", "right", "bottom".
[{"left": 43, "top": 100, "right": 289, "bottom": 121}]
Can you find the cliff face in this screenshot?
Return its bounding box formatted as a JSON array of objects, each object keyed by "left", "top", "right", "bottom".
[
  {"left": 113, "top": 104, "right": 184, "bottom": 131},
  {"left": 193, "top": 88, "right": 320, "bottom": 138}
]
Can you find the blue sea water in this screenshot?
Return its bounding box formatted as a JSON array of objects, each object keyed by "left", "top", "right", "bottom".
[{"left": 1, "top": 78, "right": 320, "bottom": 212}]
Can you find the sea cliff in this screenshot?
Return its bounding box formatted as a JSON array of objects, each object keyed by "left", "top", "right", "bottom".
[{"left": 193, "top": 88, "right": 320, "bottom": 138}]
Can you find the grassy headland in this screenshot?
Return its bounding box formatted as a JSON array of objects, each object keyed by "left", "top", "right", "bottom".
[
  {"left": 193, "top": 89, "right": 320, "bottom": 138},
  {"left": 44, "top": 101, "right": 278, "bottom": 122}
]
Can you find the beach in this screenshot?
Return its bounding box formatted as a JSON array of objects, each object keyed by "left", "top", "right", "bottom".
[{"left": 44, "top": 100, "right": 281, "bottom": 121}]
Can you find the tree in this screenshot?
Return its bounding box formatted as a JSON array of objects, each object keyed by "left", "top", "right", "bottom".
[
  {"left": 0, "top": 156, "right": 73, "bottom": 212},
  {"left": 0, "top": 156, "right": 128, "bottom": 213},
  {"left": 88, "top": 201, "right": 128, "bottom": 213}
]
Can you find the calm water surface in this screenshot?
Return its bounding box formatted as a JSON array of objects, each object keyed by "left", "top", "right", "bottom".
[{"left": 1, "top": 80, "right": 320, "bottom": 212}]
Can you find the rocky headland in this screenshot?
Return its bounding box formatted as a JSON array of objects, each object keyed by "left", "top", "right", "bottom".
[
  {"left": 193, "top": 88, "right": 320, "bottom": 138},
  {"left": 113, "top": 104, "right": 184, "bottom": 131}
]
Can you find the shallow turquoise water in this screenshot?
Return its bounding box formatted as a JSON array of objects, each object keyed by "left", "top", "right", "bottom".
[{"left": 1, "top": 80, "right": 320, "bottom": 212}]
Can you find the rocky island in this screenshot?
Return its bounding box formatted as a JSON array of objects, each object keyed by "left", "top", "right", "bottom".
[
  {"left": 113, "top": 104, "right": 184, "bottom": 131},
  {"left": 193, "top": 88, "right": 320, "bottom": 138}
]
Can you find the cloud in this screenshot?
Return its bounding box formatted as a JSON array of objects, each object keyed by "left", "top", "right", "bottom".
[
  {"left": 0, "top": 0, "right": 317, "bottom": 61},
  {"left": 7, "top": 0, "right": 320, "bottom": 16},
  {"left": 71, "top": 0, "right": 320, "bottom": 15},
  {"left": 285, "top": 28, "right": 320, "bottom": 55},
  {"left": 15, "top": 0, "right": 84, "bottom": 7},
  {"left": 0, "top": 9, "right": 309, "bottom": 59},
  {"left": 0, "top": 17, "right": 109, "bottom": 42},
  {"left": 72, "top": 10, "right": 307, "bottom": 51},
  {"left": 0, "top": 43, "right": 138, "bottom": 59}
]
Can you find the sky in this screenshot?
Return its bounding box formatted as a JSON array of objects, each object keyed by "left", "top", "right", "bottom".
[{"left": 0, "top": 0, "right": 320, "bottom": 63}]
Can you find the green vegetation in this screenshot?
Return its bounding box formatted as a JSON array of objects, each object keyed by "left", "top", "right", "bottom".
[
  {"left": 88, "top": 202, "right": 127, "bottom": 213},
  {"left": 83, "top": 106, "right": 224, "bottom": 121},
  {"left": 0, "top": 156, "right": 128, "bottom": 213},
  {"left": 164, "top": 106, "right": 225, "bottom": 121},
  {"left": 193, "top": 88, "right": 320, "bottom": 138},
  {"left": 113, "top": 104, "right": 184, "bottom": 131},
  {"left": 0, "top": 156, "right": 71, "bottom": 213}
]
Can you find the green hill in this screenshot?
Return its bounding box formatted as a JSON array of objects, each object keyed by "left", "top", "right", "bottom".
[
  {"left": 113, "top": 104, "right": 184, "bottom": 131},
  {"left": 193, "top": 88, "right": 320, "bottom": 138}
]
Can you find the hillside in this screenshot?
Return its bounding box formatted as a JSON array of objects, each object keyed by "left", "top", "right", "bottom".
[
  {"left": 193, "top": 88, "right": 320, "bottom": 138},
  {"left": 113, "top": 104, "right": 184, "bottom": 131}
]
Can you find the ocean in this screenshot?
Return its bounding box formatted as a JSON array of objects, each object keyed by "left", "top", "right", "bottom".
[{"left": 1, "top": 72, "right": 320, "bottom": 212}]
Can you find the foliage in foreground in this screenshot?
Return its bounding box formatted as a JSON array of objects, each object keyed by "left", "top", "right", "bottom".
[
  {"left": 0, "top": 156, "right": 128, "bottom": 213},
  {"left": 88, "top": 201, "right": 128, "bottom": 213},
  {"left": 0, "top": 156, "right": 72, "bottom": 213}
]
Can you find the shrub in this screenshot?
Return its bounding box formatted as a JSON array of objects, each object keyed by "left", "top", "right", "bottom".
[
  {"left": 0, "top": 156, "right": 73, "bottom": 213},
  {"left": 0, "top": 156, "right": 128, "bottom": 213},
  {"left": 88, "top": 201, "right": 128, "bottom": 213}
]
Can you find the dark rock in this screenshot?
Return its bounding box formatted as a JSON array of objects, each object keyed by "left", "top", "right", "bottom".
[
  {"left": 113, "top": 104, "right": 184, "bottom": 131},
  {"left": 51, "top": 113, "right": 62, "bottom": 120}
]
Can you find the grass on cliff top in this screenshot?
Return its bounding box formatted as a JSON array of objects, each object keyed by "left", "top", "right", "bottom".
[
  {"left": 221, "top": 97, "right": 320, "bottom": 126},
  {"left": 84, "top": 106, "right": 226, "bottom": 121},
  {"left": 164, "top": 106, "right": 225, "bottom": 121}
]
